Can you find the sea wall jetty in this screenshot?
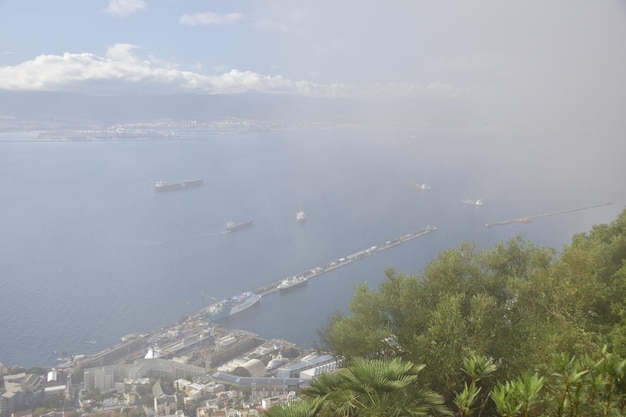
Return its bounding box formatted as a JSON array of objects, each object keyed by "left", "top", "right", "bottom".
[
  {"left": 485, "top": 202, "right": 613, "bottom": 227},
  {"left": 252, "top": 225, "right": 437, "bottom": 297}
]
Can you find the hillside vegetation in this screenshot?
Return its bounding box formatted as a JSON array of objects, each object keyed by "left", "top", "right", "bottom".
[{"left": 274, "top": 209, "right": 626, "bottom": 416}]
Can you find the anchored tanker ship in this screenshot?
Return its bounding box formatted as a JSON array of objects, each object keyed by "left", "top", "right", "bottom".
[
  {"left": 206, "top": 292, "right": 261, "bottom": 321},
  {"left": 226, "top": 219, "right": 254, "bottom": 232},
  {"left": 154, "top": 178, "right": 203, "bottom": 192}
]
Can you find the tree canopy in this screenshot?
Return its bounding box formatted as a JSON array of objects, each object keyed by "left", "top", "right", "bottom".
[{"left": 318, "top": 209, "right": 626, "bottom": 405}]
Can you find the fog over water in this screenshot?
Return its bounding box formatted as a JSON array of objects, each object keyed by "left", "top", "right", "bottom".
[
  {"left": 0, "top": 129, "right": 622, "bottom": 368},
  {"left": 1, "top": 0, "right": 626, "bottom": 368}
]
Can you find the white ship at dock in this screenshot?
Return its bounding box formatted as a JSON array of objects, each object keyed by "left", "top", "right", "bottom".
[
  {"left": 277, "top": 275, "right": 308, "bottom": 291},
  {"left": 206, "top": 292, "right": 261, "bottom": 321}
]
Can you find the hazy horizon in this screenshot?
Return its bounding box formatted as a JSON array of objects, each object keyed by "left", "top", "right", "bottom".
[
  {"left": 1, "top": 0, "right": 626, "bottom": 368},
  {"left": 1, "top": 1, "right": 625, "bottom": 132}
]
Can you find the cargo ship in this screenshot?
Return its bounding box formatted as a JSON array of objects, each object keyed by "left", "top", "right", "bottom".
[
  {"left": 296, "top": 209, "right": 306, "bottom": 222},
  {"left": 154, "top": 178, "right": 203, "bottom": 192},
  {"left": 277, "top": 275, "right": 308, "bottom": 291},
  {"left": 226, "top": 219, "right": 254, "bottom": 232},
  {"left": 206, "top": 292, "right": 261, "bottom": 321}
]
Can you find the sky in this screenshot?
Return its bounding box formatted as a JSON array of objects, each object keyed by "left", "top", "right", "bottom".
[{"left": 1, "top": 0, "right": 626, "bottom": 131}]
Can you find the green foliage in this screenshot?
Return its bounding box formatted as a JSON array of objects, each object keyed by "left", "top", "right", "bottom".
[
  {"left": 557, "top": 210, "right": 626, "bottom": 343},
  {"left": 317, "top": 209, "right": 626, "bottom": 413},
  {"left": 454, "top": 382, "right": 482, "bottom": 417},
  {"left": 491, "top": 381, "right": 522, "bottom": 417},
  {"left": 264, "top": 398, "right": 325, "bottom": 417},
  {"left": 319, "top": 237, "right": 564, "bottom": 399},
  {"left": 299, "top": 357, "right": 450, "bottom": 417},
  {"left": 317, "top": 285, "right": 394, "bottom": 361},
  {"left": 489, "top": 371, "right": 545, "bottom": 417},
  {"left": 454, "top": 354, "right": 497, "bottom": 416},
  {"left": 538, "top": 347, "right": 626, "bottom": 417}
]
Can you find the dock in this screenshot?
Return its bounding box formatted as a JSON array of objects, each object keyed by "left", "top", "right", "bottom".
[{"left": 251, "top": 225, "right": 438, "bottom": 297}]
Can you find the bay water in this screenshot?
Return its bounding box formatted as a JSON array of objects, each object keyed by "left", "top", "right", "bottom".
[{"left": 0, "top": 128, "right": 621, "bottom": 367}]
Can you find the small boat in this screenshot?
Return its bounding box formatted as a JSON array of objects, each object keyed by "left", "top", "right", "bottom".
[
  {"left": 296, "top": 209, "right": 306, "bottom": 222},
  {"left": 461, "top": 199, "right": 484, "bottom": 206},
  {"left": 410, "top": 180, "right": 431, "bottom": 191},
  {"left": 154, "top": 178, "right": 203, "bottom": 192}
]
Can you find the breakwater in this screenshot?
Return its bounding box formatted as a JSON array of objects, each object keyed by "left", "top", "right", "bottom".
[
  {"left": 252, "top": 225, "right": 438, "bottom": 297},
  {"left": 485, "top": 202, "right": 613, "bottom": 227}
]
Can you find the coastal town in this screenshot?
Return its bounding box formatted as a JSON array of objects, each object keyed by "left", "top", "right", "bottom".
[
  {"left": 0, "top": 318, "right": 338, "bottom": 417},
  {"left": 0, "top": 117, "right": 357, "bottom": 143},
  {"left": 0, "top": 226, "right": 438, "bottom": 417}
]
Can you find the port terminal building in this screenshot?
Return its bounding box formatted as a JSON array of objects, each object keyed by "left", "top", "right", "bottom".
[
  {"left": 84, "top": 353, "right": 339, "bottom": 393},
  {"left": 211, "top": 353, "right": 339, "bottom": 389},
  {"left": 84, "top": 358, "right": 208, "bottom": 392}
]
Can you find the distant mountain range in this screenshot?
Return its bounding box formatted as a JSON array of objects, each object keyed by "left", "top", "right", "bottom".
[{"left": 0, "top": 91, "right": 469, "bottom": 128}]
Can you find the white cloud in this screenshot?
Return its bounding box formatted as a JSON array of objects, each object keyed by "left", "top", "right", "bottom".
[
  {"left": 0, "top": 45, "right": 472, "bottom": 100},
  {"left": 179, "top": 12, "right": 243, "bottom": 26},
  {"left": 0, "top": 44, "right": 352, "bottom": 97},
  {"left": 105, "top": 0, "right": 146, "bottom": 17}
]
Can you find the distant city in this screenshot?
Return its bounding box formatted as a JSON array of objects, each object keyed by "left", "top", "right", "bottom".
[
  {"left": 0, "top": 90, "right": 484, "bottom": 137},
  {"left": 0, "top": 117, "right": 356, "bottom": 141}
]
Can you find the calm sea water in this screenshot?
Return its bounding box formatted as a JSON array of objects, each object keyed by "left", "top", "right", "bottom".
[{"left": 0, "top": 128, "right": 621, "bottom": 367}]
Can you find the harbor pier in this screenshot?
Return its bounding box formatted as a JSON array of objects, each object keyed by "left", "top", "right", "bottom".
[{"left": 252, "top": 225, "right": 437, "bottom": 297}]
